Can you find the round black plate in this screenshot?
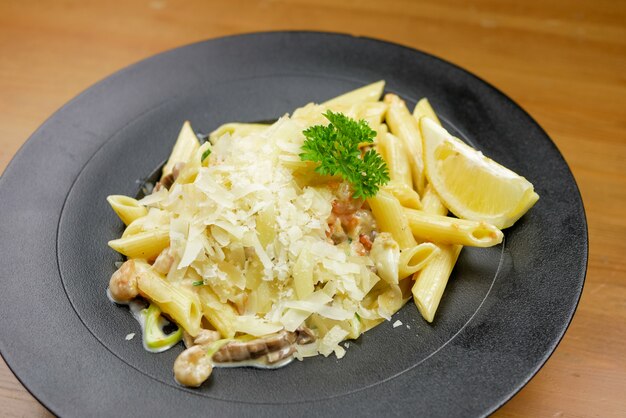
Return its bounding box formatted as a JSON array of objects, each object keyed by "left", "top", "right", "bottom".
[{"left": 0, "top": 32, "right": 587, "bottom": 417}]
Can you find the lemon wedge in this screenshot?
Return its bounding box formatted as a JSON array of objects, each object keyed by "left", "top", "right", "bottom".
[{"left": 420, "top": 117, "right": 539, "bottom": 229}]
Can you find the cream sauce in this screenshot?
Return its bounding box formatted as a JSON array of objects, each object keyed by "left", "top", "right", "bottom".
[
  {"left": 213, "top": 356, "right": 294, "bottom": 370},
  {"left": 107, "top": 289, "right": 181, "bottom": 353}
]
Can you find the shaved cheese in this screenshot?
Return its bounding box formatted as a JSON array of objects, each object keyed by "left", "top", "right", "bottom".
[
  {"left": 233, "top": 315, "right": 283, "bottom": 336},
  {"left": 178, "top": 238, "right": 203, "bottom": 269},
  {"left": 310, "top": 241, "right": 346, "bottom": 261},
  {"left": 294, "top": 343, "right": 319, "bottom": 360},
  {"left": 138, "top": 189, "right": 168, "bottom": 206},
  {"left": 322, "top": 259, "right": 361, "bottom": 275},
  {"left": 281, "top": 308, "right": 312, "bottom": 332},
  {"left": 210, "top": 225, "right": 231, "bottom": 247},
  {"left": 282, "top": 291, "right": 333, "bottom": 311},
  {"left": 334, "top": 346, "right": 346, "bottom": 359},
  {"left": 244, "top": 231, "right": 272, "bottom": 272},
  {"left": 316, "top": 305, "right": 354, "bottom": 321},
  {"left": 135, "top": 110, "right": 400, "bottom": 361},
  {"left": 211, "top": 220, "right": 246, "bottom": 240},
  {"left": 319, "top": 326, "right": 349, "bottom": 357}
]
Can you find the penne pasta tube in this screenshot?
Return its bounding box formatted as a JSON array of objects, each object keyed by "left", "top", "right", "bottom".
[
  {"left": 322, "top": 80, "right": 385, "bottom": 108},
  {"left": 384, "top": 94, "right": 426, "bottom": 195},
  {"left": 162, "top": 121, "right": 200, "bottom": 179},
  {"left": 174, "top": 142, "right": 211, "bottom": 185},
  {"left": 196, "top": 286, "right": 238, "bottom": 338},
  {"left": 356, "top": 101, "right": 388, "bottom": 131},
  {"left": 413, "top": 97, "right": 442, "bottom": 126},
  {"left": 411, "top": 244, "right": 462, "bottom": 323},
  {"left": 108, "top": 229, "right": 170, "bottom": 260},
  {"left": 403, "top": 208, "right": 503, "bottom": 247},
  {"left": 209, "top": 122, "right": 269, "bottom": 142},
  {"left": 420, "top": 183, "right": 447, "bottom": 216},
  {"left": 122, "top": 208, "right": 169, "bottom": 238},
  {"left": 398, "top": 243, "right": 439, "bottom": 279},
  {"left": 135, "top": 262, "right": 202, "bottom": 337},
  {"left": 122, "top": 221, "right": 148, "bottom": 239},
  {"left": 107, "top": 195, "right": 148, "bottom": 226},
  {"left": 374, "top": 123, "right": 389, "bottom": 149},
  {"left": 367, "top": 190, "right": 417, "bottom": 250},
  {"left": 381, "top": 181, "right": 422, "bottom": 210},
  {"left": 378, "top": 132, "right": 413, "bottom": 187}
]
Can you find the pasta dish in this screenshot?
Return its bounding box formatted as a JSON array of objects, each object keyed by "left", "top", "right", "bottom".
[{"left": 105, "top": 81, "right": 539, "bottom": 387}]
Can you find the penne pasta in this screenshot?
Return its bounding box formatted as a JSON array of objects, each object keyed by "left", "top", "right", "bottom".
[
  {"left": 384, "top": 94, "right": 426, "bottom": 195},
  {"left": 174, "top": 142, "right": 211, "bottom": 185},
  {"left": 381, "top": 181, "right": 422, "bottom": 210},
  {"left": 209, "top": 122, "right": 269, "bottom": 142},
  {"left": 413, "top": 97, "right": 442, "bottom": 126},
  {"left": 107, "top": 195, "right": 148, "bottom": 226},
  {"left": 322, "top": 80, "right": 385, "bottom": 108},
  {"left": 162, "top": 121, "right": 200, "bottom": 179},
  {"left": 356, "top": 101, "right": 388, "bottom": 132},
  {"left": 108, "top": 229, "right": 170, "bottom": 260},
  {"left": 367, "top": 190, "right": 417, "bottom": 250},
  {"left": 420, "top": 183, "right": 447, "bottom": 216},
  {"left": 411, "top": 244, "right": 462, "bottom": 322},
  {"left": 196, "top": 286, "right": 238, "bottom": 338},
  {"left": 375, "top": 122, "right": 389, "bottom": 146},
  {"left": 378, "top": 132, "right": 412, "bottom": 187},
  {"left": 135, "top": 261, "right": 202, "bottom": 337},
  {"left": 122, "top": 208, "right": 169, "bottom": 238},
  {"left": 403, "top": 208, "right": 503, "bottom": 247},
  {"left": 398, "top": 243, "right": 439, "bottom": 279}
]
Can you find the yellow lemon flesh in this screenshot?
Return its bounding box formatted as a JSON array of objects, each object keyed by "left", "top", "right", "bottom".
[{"left": 420, "top": 117, "right": 539, "bottom": 229}]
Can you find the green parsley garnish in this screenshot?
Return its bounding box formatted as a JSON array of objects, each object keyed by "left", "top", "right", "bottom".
[
  {"left": 192, "top": 280, "right": 204, "bottom": 286},
  {"left": 201, "top": 148, "right": 211, "bottom": 162},
  {"left": 299, "top": 111, "right": 389, "bottom": 199}
]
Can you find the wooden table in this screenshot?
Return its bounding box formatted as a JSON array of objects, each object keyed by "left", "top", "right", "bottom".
[{"left": 1, "top": 1, "right": 624, "bottom": 416}]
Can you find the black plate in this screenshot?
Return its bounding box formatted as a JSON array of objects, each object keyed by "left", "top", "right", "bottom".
[{"left": 0, "top": 32, "right": 587, "bottom": 417}]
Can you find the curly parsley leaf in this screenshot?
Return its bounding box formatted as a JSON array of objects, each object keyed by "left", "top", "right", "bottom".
[{"left": 299, "top": 110, "right": 389, "bottom": 199}]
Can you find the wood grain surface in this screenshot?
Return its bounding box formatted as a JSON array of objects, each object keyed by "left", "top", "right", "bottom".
[{"left": 1, "top": 0, "right": 624, "bottom": 416}]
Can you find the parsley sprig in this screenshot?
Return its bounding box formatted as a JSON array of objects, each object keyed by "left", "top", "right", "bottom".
[{"left": 299, "top": 111, "right": 389, "bottom": 199}]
